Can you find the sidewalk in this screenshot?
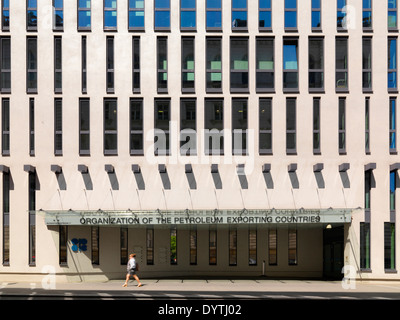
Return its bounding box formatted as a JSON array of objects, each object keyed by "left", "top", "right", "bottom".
[{"left": 2, "top": 278, "right": 400, "bottom": 294}]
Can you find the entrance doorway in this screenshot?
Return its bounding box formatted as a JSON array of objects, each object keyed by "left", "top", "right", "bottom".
[{"left": 323, "top": 225, "right": 344, "bottom": 280}]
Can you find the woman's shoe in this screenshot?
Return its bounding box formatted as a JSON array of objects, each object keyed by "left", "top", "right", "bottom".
[
  {"left": 122, "top": 283, "right": 127, "bottom": 287},
  {"left": 137, "top": 284, "right": 142, "bottom": 287}
]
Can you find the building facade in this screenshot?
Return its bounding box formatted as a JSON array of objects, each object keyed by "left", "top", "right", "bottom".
[{"left": 0, "top": 0, "right": 399, "bottom": 282}]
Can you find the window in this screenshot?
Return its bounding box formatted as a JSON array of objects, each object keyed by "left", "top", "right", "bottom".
[
  {"left": 286, "top": 98, "right": 296, "bottom": 154},
  {"left": 389, "top": 0, "right": 397, "bottom": 30},
  {"left": 365, "top": 169, "right": 372, "bottom": 210},
  {"left": 190, "top": 226, "right": 197, "bottom": 265},
  {"left": 390, "top": 171, "right": 396, "bottom": 211},
  {"left": 311, "top": 0, "right": 321, "bottom": 31},
  {"left": 229, "top": 227, "right": 237, "bottom": 266},
  {"left": 157, "top": 37, "right": 168, "bottom": 93},
  {"left": 259, "top": 0, "right": 271, "bottom": 31},
  {"left": 104, "top": 98, "right": 118, "bottom": 155},
  {"left": 146, "top": 227, "right": 154, "bottom": 265},
  {"left": 181, "top": 0, "right": 196, "bottom": 30},
  {"left": 390, "top": 97, "right": 397, "bottom": 153},
  {"left": 106, "top": 36, "right": 114, "bottom": 93},
  {"left": 283, "top": 38, "right": 299, "bottom": 91},
  {"left": 27, "top": 37, "right": 37, "bottom": 93},
  {"left": 129, "top": 0, "right": 144, "bottom": 30},
  {"left": 384, "top": 223, "right": 396, "bottom": 270},
  {"left": 209, "top": 226, "right": 217, "bottom": 265},
  {"left": 91, "top": 226, "right": 99, "bottom": 265},
  {"left": 78, "top": 0, "right": 91, "bottom": 30},
  {"left": 363, "top": 0, "right": 372, "bottom": 30},
  {"left": 180, "top": 98, "right": 196, "bottom": 156},
  {"left": 284, "top": 0, "right": 297, "bottom": 30},
  {"left": 2, "top": 98, "right": 9, "bottom": 156},
  {"left": 268, "top": 229, "right": 277, "bottom": 265},
  {"left": 309, "top": 37, "right": 324, "bottom": 91},
  {"left": 259, "top": 98, "right": 272, "bottom": 155},
  {"left": 53, "top": 0, "right": 63, "bottom": 30},
  {"left": 104, "top": 0, "right": 117, "bottom": 30},
  {"left": 130, "top": 98, "right": 143, "bottom": 155},
  {"left": 388, "top": 37, "right": 397, "bottom": 91},
  {"left": 232, "top": 99, "right": 247, "bottom": 155},
  {"left": 313, "top": 98, "right": 321, "bottom": 154},
  {"left": 29, "top": 98, "right": 35, "bottom": 156},
  {"left": 170, "top": 227, "right": 177, "bottom": 265},
  {"left": 206, "top": 37, "right": 222, "bottom": 92},
  {"left": 232, "top": 0, "right": 247, "bottom": 30},
  {"left": 360, "top": 222, "right": 371, "bottom": 270},
  {"left": 27, "top": 0, "right": 37, "bottom": 31},
  {"left": 82, "top": 36, "right": 87, "bottom": 93},
  {"left": 365, "top": 98, "right": 370, "bottom": 154},
  {"left": 154, "top": 99, "right": 170, "bottom": 156},
  {"left": 249, "top": 228, "right": 257, "bottom": 266},
  {"left": 2, "top": 170, "right": 10, "bottom": 265},
  {"left": 182, "top": 37, "right": 195, "bottom": 92},
  {"left": 120, "top": 227, "right": 128, "bottom": 265},
  {"left": 0, "top": 37, "right": 11, "bottom": 93},
  {"left": 2, "top": 0, "right": 9, "bottom": 31},
  {"left": 339, "top": 98, "right": 346, "bottom": 154},
  {"left": 54, "top": 36, "right": 62, "bottom": 93},
  {"left": 363, "top": 37, "right": 372, "bottom": 92},
  {"left": 154, "top": 0, "right": 170, "bottom": 30},
  {"left": 288, "top": 229, "right": 297, "bottom": 265},
  {"left": 206, "top": 0, "right": 222, "bottom": 31},
  {"left": 336, "top": 37, "right": 348, "bottom": 92},
  {"left": 205, "top": 99, "right": 224, "bottom": 155},
  {"left": 256, "top": 37, "right": 274, "bottom": 92},
  {"left": 59, "top": 226, "right": 67, "bottom": 265},
  {"left": 54, "top": 98, "right": 62, "bottom": 156},
  {"left": 230, "top": 37, "right": 248, "bottom": 92},
  {"left": 28, "top": 171, "right": 36, "bottom": 266},
  {"left": 132, "top": 37, "right": 140, "bottom": 93},
  {"left": 79, "top": 98, "right": 90, "bottom": 156},
  {"left": 337, "top": 0, "right": 346, "bottom": 30}
]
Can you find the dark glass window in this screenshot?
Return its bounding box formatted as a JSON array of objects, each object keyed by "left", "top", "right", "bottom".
[
  {"left": 384, "top": 223, "right": 396, "bottom": 270},
  {"left": 205, "top": 99, "right": 223, "bottom": 155},
  {"left": 104, "top": 98, "right": 118, "bottom": 155},
  {"left": 154, "top": 99, "right": 170, "bottom": 156},
  {"left": 256, "top": 37, "right": 274, "bottom": 92},
  {"left": 0, "top": 37, "right": 11, "bottom": 93},
  {"left": 132, "top": 37, "right": 140, "bottom": 93},
  {"left": 106, "top": 36, "right": 114, "bottom": 93},
  {"left": 182, "top": 37, "right": 195, "bottom": 92},
  {"left": 309, "top": 37, "right": 324, "bottom": 91},
  {"left": 232, "top": 99, "right": 248, "bottom": 155},
  {"left": 54, "top": 98, "right": 62, "bottom": 156},
  {"left": 130, "top": 98, "right": 143, "bottom": 155},
  {"left": 390, "top": 97, "right": 397, "bottom": 153},
  {"left": 313, "top": 98, "right": 321, "bottom": 154},
  {"left": 157, "top": 37, "right": 168, "bottom": 93},
  {"left": 259, "top": 98, "right": 272, "bottom": 155},
  {"left": 339, "top": 98, "right": 346, "bottom": 154},
  {"left": 180, "top": 99, "right": 196, "bottom": 156},
  {"left": 2, "top": 0, "right": 9, "bottom": 31},
  {"left": 230, "top": 38, "right": 248, "bottom": 92},
  {"left": 206, "top": 37, "right": 222, "bottom": 92},
  {"left": 2, "top": 98, "right": 10, "bottom": 156},
  {"left": 283, "top": 38, "right": 298, "bottom": 91},
  {"left": 286, "top": 98, "right": 296, "bottom": 154},
  {"left": 54, "top": 36, "right": 62, "bottom": 93},
  {"left": 79, "top": 98, "right": 90, "bottom": 155},
  {"left": 27, "top": 37, "right": 37, "bottom": 93},
  {"left": 363, "top": 37, "right": 372, "bottom": 91},
  {"left": 360, "top": 222, "right": 371, "bottom": 269},
  {"left": 336, "top": 37, "right": 348, "bottom": 92}
]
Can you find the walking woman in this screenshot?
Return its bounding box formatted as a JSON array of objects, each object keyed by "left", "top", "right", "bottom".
[{"left": 123, "top": 253, "right": 142, "bottom": 287}]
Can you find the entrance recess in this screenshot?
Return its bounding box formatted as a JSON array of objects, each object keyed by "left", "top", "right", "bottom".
[{"left": 323, "top": 225, "right": 344, "bottom": 280}]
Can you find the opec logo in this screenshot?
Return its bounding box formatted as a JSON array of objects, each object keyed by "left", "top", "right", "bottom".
[{"left": 71, "top": 238, "right": 87, "bottom": 252}]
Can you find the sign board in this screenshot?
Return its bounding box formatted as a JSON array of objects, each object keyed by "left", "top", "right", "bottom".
[{"left": 41, "top": 208, "right": 358, "bottom": 226}]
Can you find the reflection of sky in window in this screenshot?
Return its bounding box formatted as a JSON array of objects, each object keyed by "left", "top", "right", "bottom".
[
  {"left": 285, "top": 11, "right": 296, "bottom": 28},
  {"left": 389, "top": 39, "right": 397, "bottom": 69},
  {"left": 337, "top": 0, "right": 346, "bottom": 9},
  {"left": 207, "top": 0, "right": 221, "bottom": 8},
  {"left": 389, "top": 0, "right": 397, "bottom": 8},
  {"left": 79, "top": 0, "right": 91, "bottom": 8},
  {"left": 129, "top": 11, "right": 144, "bottom": 28},
  {"left": 232, "top": 0, "right": 246, "bottom": 9},
  {"left": 259, "top": 11, "right": 271, "bottom": 28},
  {"left": 312, "top": 0, "right": 320, "bottom": 8},
  {"left": 283, "top": 43, "right": 298, "bottom": 70},
  {"left": 28, "top": 0, "right": 37, "bottom": 7},
  {"left": 130, "top": 0, "right": 144, "bottom": 8},
  {"left": 312, "top": 11, "right": 321, "bottom": 28},
  {"left": 390, "top": 172, "right": 396, "bottom": 193},
  {"left": 105, "top": 11, "right": 117, "bottom": 28},
  {"left": 155, "top": 11, "right": 170, "bottom": 28},
  {"left": 155, "top": 0, "right": 170, "bottom": 9},
  {"left": 285, "top": 0, "right": 296, "bottom": 9},
  {"left": 79, "top": 11, "right": 91, "bottom": 27},
  {"left": 181, "top": 11, "right": 196, "bottom": 28},
  {"left": 181, "top": 0, "right": 195, "bottom": 8},
  {"left": 260, "top": 0, "right": 271, "bottom": 8},
  {"left": 207, "top": 11, "right": 221, "bottom": 28}
]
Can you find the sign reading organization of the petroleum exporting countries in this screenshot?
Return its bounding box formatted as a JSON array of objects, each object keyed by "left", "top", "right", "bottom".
[{"left": 41, "top": 208, "right": 358, "bottom": 226}]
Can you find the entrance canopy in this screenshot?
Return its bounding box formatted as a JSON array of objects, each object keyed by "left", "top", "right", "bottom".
[{"left": 41, "top": 208, "right": 360, "bottom": 226}]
